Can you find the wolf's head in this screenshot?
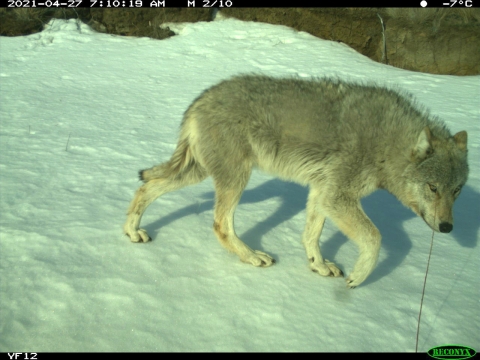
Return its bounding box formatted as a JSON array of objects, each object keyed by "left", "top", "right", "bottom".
[{"left": 402, "top": 127, "right": 469, "bottom": 233}]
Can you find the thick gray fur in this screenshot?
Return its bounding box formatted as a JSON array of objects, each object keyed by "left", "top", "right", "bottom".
[{"left": 124, "top": 75, "right": 469, "bottom": 288}]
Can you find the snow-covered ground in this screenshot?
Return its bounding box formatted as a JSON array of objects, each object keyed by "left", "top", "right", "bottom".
[{"left": 0, "top": 17, "right": 478, "bottom": 352}]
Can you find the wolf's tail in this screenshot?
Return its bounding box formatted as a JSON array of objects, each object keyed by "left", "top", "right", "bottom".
[{"left": 139, "top": 115, "right": 205, "bottom": 182}]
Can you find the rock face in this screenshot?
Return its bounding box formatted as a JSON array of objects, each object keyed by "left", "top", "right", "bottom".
[
  {"left": 220, "top": 8, "right": 480, "bottom": 76},
  {"left": 1, "top": 8, "right": 479, "bottom": 75}
]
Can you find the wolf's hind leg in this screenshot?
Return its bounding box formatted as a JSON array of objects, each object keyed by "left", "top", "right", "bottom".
[
  {"left": 303, "top": 187, "right": 344, "bottom": 277},
  {"left": 124, "top": 162, "right": 207, "bottom": 242},
  {"left": 212, "top": 171, "right": 275, "bottom": 267}
]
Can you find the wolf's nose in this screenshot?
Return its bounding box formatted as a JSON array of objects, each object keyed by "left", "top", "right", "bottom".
[{"left": 439, "top": 222, "right": 453, "bottom": 233}]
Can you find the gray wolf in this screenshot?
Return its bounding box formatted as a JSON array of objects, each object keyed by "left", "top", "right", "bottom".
[{"left": 123, "top": 75, "right": 469, "bottom": 288}]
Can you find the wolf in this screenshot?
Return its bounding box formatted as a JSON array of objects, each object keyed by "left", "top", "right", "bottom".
[{"left": 123, "top": 75, "right": 469, "bottom": 288}]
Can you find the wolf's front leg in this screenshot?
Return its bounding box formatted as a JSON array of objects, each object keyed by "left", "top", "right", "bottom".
[
  {"left": 325, "top": 196, "right": 381, "bottom": 288},
  {"left": 302, "top": 187, "right": 344, "bottom": 278}
]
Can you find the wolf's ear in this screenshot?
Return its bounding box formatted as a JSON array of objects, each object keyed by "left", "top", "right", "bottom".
[
  {"left": 453, "top": 131, "right": 467, "bottom": 151},
  {"left": 412, "top": 127, "right": 433, "bottom": 160}
]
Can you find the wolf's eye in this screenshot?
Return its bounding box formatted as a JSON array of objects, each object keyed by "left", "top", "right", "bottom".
[
  {"left": 453, "top": 186, "right": 461, "bottom": 194},
  {"left": 428, "top": 184, "right": 437, "bottom": 193}
]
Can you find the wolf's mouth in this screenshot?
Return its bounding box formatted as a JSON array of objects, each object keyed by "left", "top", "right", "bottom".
[{"left": 420, "top": 211, "right": 440, "bottom": 233}]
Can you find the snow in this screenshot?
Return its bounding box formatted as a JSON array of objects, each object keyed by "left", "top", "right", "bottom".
[{"left": 0, "top": 17, "right": 478, "bottom": 352}]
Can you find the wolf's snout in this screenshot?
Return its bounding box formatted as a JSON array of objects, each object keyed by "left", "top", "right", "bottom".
[{"left": 439, "top": 222, "right": 453, "bottom": 233}]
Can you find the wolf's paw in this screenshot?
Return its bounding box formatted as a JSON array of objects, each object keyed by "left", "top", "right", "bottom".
[
  {"left": 241, "top": 250, "right": 276, "bottom": 267},
  {"left": 345, "top": 272, "right": 367, "bottom": 289},
  {"left": 125, "top": 228, "right": 151, "bottom": 243},
  {"left": 310, "top": 259, "right": 344, "bottom": 277},
  {"left": 345, "top": 277, "right": 358, "bottom": 289},
  {"left": 346, "top": 258, "right": 377, "bottom": 288}
]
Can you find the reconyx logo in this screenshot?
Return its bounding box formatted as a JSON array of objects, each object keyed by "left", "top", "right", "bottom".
[{"left": 428, "top": 345, "right": 476, "bottom": 360}]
